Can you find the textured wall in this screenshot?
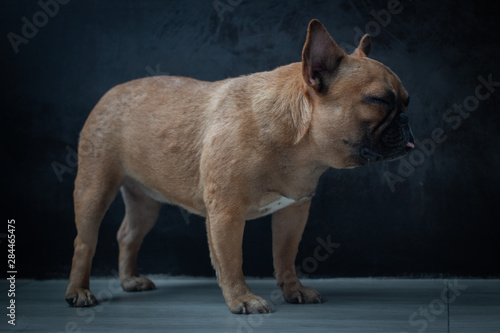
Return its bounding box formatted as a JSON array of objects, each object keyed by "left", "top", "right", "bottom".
[{"left": 2, "top": 0, "right": 499, "bottom": 278}]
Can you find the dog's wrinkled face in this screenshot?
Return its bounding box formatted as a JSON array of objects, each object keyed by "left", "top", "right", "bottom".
[
  {"left": 301, "top": 20, "right": 414, "bottom": 168},
  {"left": 338, "top": 56, "right": 415, "bottom": 166}
]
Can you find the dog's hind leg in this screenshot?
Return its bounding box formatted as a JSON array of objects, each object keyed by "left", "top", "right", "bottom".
[
  {"left": 65, "top": 159, "right": 123, "bottom": 307},
  {"left": 117, "top": 182, "right": 161, "bottom": 291}
]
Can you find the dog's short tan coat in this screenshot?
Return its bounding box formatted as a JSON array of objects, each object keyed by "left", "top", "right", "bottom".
[{"left": 66, "top": 19, "right": 411, "bottom": 314}]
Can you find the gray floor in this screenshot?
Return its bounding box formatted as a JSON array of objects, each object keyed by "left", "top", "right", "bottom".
[{"left": 1, "top": 278, "right": 498, "bottom": 332}]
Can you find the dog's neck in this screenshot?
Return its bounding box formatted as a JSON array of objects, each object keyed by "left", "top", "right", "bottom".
[
  {"left": 249, "top": 62, "right": 313, "bottom": 147},
  {"left": 248, "top": 63, "right": 329, "bottom": 193}
]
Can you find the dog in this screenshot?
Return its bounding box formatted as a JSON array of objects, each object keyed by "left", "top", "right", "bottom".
[{"left": 65, "top": 19, "right": 414, "bottom": 314}]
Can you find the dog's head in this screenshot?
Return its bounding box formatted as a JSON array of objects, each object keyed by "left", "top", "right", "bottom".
[{"left": 300, "top": 19, "right": 414, "bottom": 168}]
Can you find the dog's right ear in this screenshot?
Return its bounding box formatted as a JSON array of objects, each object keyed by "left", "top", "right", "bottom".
[{"left": 302, "top": 19, "right": 346, "bottom": 92}]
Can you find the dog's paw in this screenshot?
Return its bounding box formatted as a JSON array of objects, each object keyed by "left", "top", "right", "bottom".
[
  {"left": 121, "top": 276, "right": 156, "bottom": 292},
  {"left": 228, "top": 293, "right": 273, "bottom": 314},
  {"left": 283, "top": 285, "right": 323, "bottom": 304},
  {"left": 65, "top": 288, "right": 98, "bottom": 307}
]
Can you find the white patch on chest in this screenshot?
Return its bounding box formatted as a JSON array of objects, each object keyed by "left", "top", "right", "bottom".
[
  {"left": 258, "top": 196, "right": 310, "bottom": 215},
  {"left": 135, "top": 185, "right": 172, "bottom": 205}
]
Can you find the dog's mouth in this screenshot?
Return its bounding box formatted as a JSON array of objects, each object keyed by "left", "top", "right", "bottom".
[
  {"left": 358, "top": 135, "right": 415, "bottom": 163},
  {"left": 383, "top": 140, "right": 415, "bottom": 161}
]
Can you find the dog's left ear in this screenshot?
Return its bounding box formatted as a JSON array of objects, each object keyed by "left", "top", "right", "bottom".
[
  {"left": 302, "top": 19, "right": 346, "bottom": 92},
  {"left": 352, "top": 34, "right": 371, "bottom": 57}
]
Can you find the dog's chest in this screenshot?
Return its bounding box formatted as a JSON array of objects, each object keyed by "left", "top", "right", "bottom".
[{"left": 257, "top": 195, "right": 311, "bottom": 215}]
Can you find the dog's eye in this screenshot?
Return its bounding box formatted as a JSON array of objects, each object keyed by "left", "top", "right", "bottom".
[
  {"left": 364, "top": 96, "right": 391, "bottom": 108},
  {"left": 372, "top": 97, "right": 390, "bottom": 106}
]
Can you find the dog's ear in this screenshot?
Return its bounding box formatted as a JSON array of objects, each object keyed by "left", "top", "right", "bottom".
[
  {"left": 302, "top": 19, "right": 346, "bottom": 92},
  {"left": 352, "top": 34, "right": 371, "bottom": 57}
]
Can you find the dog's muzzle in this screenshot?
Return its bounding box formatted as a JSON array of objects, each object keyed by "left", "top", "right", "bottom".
[{"left": 359, "top": 112, "right": 415, "bottom": 163}]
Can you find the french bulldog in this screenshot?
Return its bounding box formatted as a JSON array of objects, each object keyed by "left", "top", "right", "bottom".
[{"left": 65, "top": 19, "right": 414, "bottom": 314}]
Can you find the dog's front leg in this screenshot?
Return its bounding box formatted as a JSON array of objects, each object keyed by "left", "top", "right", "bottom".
[
  {"left": 272, "top": 200, "right": 323, "bottom": 304},
  {"left": 205, "top": 205, "right": 272, "bottom": 314}
]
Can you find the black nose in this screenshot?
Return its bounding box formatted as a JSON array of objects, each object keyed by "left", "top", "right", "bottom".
[{"left": 398, "top": 112, "right": 409, "bottom": 125}]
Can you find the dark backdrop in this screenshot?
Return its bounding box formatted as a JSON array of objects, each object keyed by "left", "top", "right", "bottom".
[{"left": 2, "top": 0, "right": 499, "bottom": 279}]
